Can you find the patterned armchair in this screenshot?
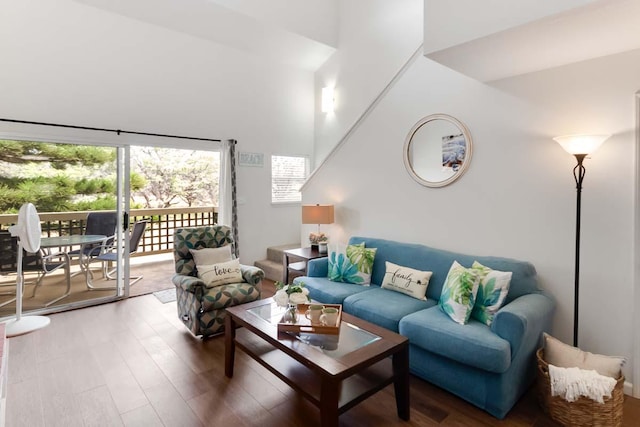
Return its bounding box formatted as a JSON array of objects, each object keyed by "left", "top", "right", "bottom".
[{"left": 173, "top": 226, "right": 264, "bottom": 337}]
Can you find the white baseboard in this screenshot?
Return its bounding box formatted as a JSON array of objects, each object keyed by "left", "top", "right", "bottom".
[{"left": 624, "top": 380, "right": 633, "bottom": 396}]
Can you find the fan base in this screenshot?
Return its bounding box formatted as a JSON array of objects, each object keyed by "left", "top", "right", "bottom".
[{"left": 4, "top": 316, "right": 50, "bottom": 337}]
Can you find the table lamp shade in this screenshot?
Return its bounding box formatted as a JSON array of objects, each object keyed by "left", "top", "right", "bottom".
[{"left": 302, "top": 205, "right": 334, "bottom": 225}]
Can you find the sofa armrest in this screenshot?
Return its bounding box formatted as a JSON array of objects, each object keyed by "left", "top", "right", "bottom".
[
  {"left": 172, "top": 273, "right": 205, "bottom": 294},
  {"left": 491, "top": 292, "right": 555, "bottom": 359},
  {"left": 307, "top": 258, "right": 328, "bottom": 277},
  {"left": 241, "top": 264, "right": 264, "bottom": 285}
]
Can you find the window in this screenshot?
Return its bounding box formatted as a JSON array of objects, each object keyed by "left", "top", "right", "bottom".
[{"left": 271, "top": 155, "right": 308, "bottom": 203}]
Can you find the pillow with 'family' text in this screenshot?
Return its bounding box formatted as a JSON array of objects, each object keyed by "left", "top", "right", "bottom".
[
  {"left": 381, "top": 261, "right": 432, "bottom": 300},
  {"left": 327, "top": 242, "right": 377, "bottom": 285},
  {"left": 439, "top": 261, "right": 481, "bottom": 325},
  {"left": 197, "top": 258, "right": 243, "bottom": 287},
  {"left": 470, "top": 261, "right": 512, "bottom": 326}
]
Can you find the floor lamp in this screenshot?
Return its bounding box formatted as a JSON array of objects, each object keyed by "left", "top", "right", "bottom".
[{"left": 554, "top": 134, "right": 610, "bottom": 347}]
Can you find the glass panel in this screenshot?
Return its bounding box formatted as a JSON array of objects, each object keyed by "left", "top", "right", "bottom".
[
  {"left": 0, "top": 139, "right": 121, "bottom": 318},
  {"left": 247, "top": 301, "right": 381, "bottom": 358}
]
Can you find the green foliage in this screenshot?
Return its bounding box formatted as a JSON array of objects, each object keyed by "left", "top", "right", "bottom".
[
  {"left": 0, "top": 140, "right": 218, "bottom": 213},
  {"left": 129, "top": 172, "right": 145, "bottom": 191},
  {"left": 74, "top": 196, "right": 117, "bottom": 211},
  {"left": 74, "top": 178, "right": 115, "bottom": 195},
  {"left": 11, "top": 176, "right": 75, "bottom": 212},
  {"left": 0, "top": 140, "right": 115, "bottom": 167}
]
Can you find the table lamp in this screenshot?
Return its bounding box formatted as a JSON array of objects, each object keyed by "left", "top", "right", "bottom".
[{"left": 302, "top": 204, "right": 334, "bottom": 251}]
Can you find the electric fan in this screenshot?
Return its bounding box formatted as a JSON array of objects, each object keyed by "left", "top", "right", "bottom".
[{"left": 4, "top": 203, "right": 50, "bottom": 337}]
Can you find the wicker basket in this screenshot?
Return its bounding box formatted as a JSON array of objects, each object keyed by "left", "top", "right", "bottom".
[{"left": 537, "top": 348, "right": 624, "bottom": 426}]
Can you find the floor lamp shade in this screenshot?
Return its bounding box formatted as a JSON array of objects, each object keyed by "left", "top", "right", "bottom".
[
  {"left": 302, "top": 204, "right": 334, "bottom": 225},
  {"left": 554, "top": 134, "right": 609, "bottom": 347},
  {"left": 554, "top": 134, "right": 609, "bottom": 155}
]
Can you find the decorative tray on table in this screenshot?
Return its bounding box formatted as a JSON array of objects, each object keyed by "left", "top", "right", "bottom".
[{"left": 277, "top": 303, "right": 342, "bottom": 335}]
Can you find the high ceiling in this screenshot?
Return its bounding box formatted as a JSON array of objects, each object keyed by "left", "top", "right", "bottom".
[
  {"left": 424, "top": 0, "right": 640, "bottom": 82},
  {"left": 73, "top": 0, "right": 640, "bottom": 81},
  {"left": 75, "top": 0, "right": 338, "bottom": 71}
]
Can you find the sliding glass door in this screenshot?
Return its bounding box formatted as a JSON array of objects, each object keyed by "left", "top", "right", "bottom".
[
  {"left": 0, "top": 135, "right": 222, "bottom": 319},
  {"left": 0, "top": 139, "right": 129, "bottom": 318}
]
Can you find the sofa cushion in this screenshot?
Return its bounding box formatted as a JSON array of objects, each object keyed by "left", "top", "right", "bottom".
[
  {"left": 399, "top": 306, "right": 511, "bottom": 373},
  {"left": 294, "top": 276, "right": 370, "bottom": 304},
  {"left": 343, "top": 288, "right": 435, "bottom": 332},
  {"left": 328, "top": 242, "right": 377, "bottom": 285}
]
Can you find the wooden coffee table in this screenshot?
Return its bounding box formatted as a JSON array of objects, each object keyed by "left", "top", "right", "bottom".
[{"left": 225, "top": 298, "right": 410, "bottom": 427}]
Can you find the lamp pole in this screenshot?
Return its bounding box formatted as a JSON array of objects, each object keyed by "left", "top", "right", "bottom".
[
  {"left": 572, "top": 154, "right": 587, "bottom": 348},
  {"left": 555, "top": 134, "right": 609, "bottom": 348}
]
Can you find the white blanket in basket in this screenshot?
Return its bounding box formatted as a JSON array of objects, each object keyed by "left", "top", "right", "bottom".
[{"left": 549, "top": 364, "right": 617, "bottom": 403}]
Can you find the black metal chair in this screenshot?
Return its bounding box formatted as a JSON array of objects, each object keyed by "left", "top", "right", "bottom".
[
  {"left": 85, "top": 221, "right": 148, "bottom": 289},
  {"left": 0, "top": 230, "right": 71, "bottom": 307},
  {"left": 68, "top": 211, "right": 117, "bottom": 255}
]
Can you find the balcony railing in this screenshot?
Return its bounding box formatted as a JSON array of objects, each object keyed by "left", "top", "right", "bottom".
[{"left": 0, "top": 206, "right": 218, "bottom": 256}]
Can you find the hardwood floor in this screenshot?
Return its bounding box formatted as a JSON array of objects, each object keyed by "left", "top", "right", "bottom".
[{"left": 6, "top": 281, "right": 640, "bottom": 426}]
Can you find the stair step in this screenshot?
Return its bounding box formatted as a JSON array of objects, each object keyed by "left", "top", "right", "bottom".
[
  {"left": 254, "top": 259, "right": 283, "bottom": 282},
  {"left": 266, "top": 243, "right": 299, "bottom": 263}
]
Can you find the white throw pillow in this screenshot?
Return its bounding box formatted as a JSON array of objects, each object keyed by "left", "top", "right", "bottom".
[
  {"left": 543, "top": 333, "right": 625, "bottom": 378},
  {"left": 438, "top": 261, "right": 481, "bottom": 325},
  {"left": 381, "top": 261, "right": 432, "bottom": 300},
  {"left": 190, "top": 245, "right": 232, "bottom": 266},
  {"left": 197, "top": 259, "right": 243, "bottom": 287},
  {"left": 470, "top": 261, "right": 512, "bottom": 326}
]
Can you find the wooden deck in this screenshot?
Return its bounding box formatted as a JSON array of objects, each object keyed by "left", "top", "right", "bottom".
[{"left": 0, "top": 254, "right": 176, "bottom": 319}]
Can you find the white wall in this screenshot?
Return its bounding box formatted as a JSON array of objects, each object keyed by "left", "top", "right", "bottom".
[
  {"left": 307, "top": 1, "right": 639, "bottom": 381},
  {"left": 210, "top": 0, "right": 339, "bottom": 47},
  {"left": 0, "top": 0, "right": 314, "bottom": 265},
  {"left": 313, "top": 0, "right": 424, "bottom": 171},
  {"left": 423, "top": 0, "right": 595, "bottom": 53}
]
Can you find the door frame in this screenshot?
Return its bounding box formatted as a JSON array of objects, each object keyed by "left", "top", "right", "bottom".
[{"left": 0, "top": 128, "right": 132, "bottom": 313}]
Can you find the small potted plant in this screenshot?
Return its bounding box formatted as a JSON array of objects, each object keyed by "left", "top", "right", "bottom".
[
  {"left": 274, "top": 281, "right": 310, "bottom": 323},
  {"left": 309, "top": 232, "right": 329, "bottom": 253}
]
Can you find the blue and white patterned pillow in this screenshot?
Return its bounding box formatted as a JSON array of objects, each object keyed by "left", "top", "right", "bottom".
[{"left": 327, "top": 242, "right": 377, "bottom": 285}]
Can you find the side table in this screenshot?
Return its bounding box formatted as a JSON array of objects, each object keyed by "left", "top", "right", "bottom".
[{"left": 282, "top": 247, "right": 327, "bottom": 284}]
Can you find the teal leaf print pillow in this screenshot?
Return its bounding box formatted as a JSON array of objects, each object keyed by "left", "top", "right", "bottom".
[
  {"left": 438, "top": 261, "right": 481, "bottom": 325},
  {"left": 470, "top": 261, "right": 512, "bottom": 326},
  {"left": 327, "top": 243, "right": 376, "bottom": 285}
]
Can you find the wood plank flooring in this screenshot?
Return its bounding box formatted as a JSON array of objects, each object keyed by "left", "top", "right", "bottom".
[{"left": 6, "top": 283, "right": 640, "bottom": 426}]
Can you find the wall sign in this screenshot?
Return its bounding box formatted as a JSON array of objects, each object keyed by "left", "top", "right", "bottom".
[{"left": 238, "top": 152, "right": 264, "bottom": 167}]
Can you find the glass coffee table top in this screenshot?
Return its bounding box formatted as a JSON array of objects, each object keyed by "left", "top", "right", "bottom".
[{"left": 247, "top": 300, "right": 381, "bottom": 359}]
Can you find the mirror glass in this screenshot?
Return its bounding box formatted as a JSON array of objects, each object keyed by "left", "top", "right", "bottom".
[{"left": 403, "top": 114, "right": 472, "bottom": 188}]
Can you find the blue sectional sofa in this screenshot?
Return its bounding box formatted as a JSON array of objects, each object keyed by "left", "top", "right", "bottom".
[{"left": 292, "top": 236, "right": 555, "bottom": 419}]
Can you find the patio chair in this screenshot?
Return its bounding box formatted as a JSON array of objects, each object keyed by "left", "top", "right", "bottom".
[
  {"left": 85, "top": 220, "right": 148, "bottom": 289},
  {"left": 0, "top": 230, "right": 71, "bottom": 307},
  {"left": 173, "top": 225, "right": 264, "bottom": 337},
  {"left": 67, "top": 211, "right": 117, "bottom": 271}
]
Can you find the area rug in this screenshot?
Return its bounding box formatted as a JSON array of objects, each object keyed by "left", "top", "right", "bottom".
[{"left": 153, "top": 288, "right": 177, "bottom": 304}]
